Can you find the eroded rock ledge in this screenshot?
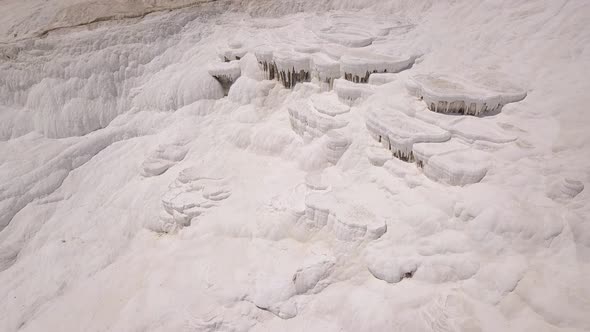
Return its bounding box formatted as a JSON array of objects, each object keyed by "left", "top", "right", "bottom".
[
  {"left": 254, "top": 47, "right": 415, "bottom": 90},
  {"left": 406, "top": 74, "right": 527, "bottom": 116},
  {"left": 366, "top": 109, "right": 450, "bottom": 162}
]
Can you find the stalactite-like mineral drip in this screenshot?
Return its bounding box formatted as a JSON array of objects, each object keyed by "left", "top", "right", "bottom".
[
  {"left": 256, "top": 60, "right": 278, "bottom": 80},
  {"left": 273, "top": 50, "right": 312, "bottom": 89},
  {"left": 278, "top": 68, "right": 311, "bottom": 89},
  {"left": 407, "top": 74, "right": 527, "bottom": 116},
  {"left": 207, "top": 61, "right": 241, "bottom": 96},
  {"left": 365, "top": 109, "right": 450, "bottom": 163},
  {"left": 340, "top": 54, "right": 415, "bottom": 84}
]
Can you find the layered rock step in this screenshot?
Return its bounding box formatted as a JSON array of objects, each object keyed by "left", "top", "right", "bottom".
[
  {"left": 365, "top": 108, "right": 497, "bottom": 185},
  {"left": 333, "top": 78, "right": 375, "bottom": 105},
  {"left": 340, "top": 52, "right": 415, "bottom": 83},
  {"left": 147, "top": 167, "right": 231, "bottom": 233},
  {"left": 413, "top": 139, "right": 491, "bottom": 186},
  {"left": 255, "top": 49, "right": 312, "bottom": 89},
  {"left": 323, "top": 129, "right": 352, "bottom": 165},
  {"left": 207, "top": 61, "right": 241, "bottom": 96},
  {"left": 253, "top": 47, "right": 414, "bottom": 90},
  {"left": 310, "top": 93, "right": 350, "bottom": 117},
  {"left": 414, "top": 108, "right": 517, "bottom": 145},
  {"left": 287, "top": 93, "right": 352, "bottom": 165},
  {"left": 288, "top": 102, "right": 347, "bottom": 138},
  {"left": 288, "top": 93, "right": 350, "bottom": 139},
  {"left": 366, "top": 109, "right": 450, "bottom": 162},
  {"left": 300, "top": 188, "right": 388, "bottom": 242},
  {"left": 407, "top": 74, "right": 527, "bottom": 116},
  {"left": 310, "top": 93, "right": 352, "bottom": 165}
]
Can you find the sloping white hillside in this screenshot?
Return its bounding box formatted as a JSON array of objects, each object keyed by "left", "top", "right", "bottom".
[{"left": 0, "top": 0, "right": 589, "bottom": 331}]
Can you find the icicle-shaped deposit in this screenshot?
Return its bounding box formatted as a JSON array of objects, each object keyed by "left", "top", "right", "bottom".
[
  {"left": 254, "top": 48, "right": 312, "bottom": 89},
  {"left": 406, "top": 74, "right": 527, "bottom": 116},
  {"left": 207, "top": 61, "right": 242, "bottom": 96},
  {"left": 340, "top": 53, "right": 416, "bottom": 83},
  {"left": 273, "top": 50, "right": 312, "bottom": 89},
  {"left": 366, "top": 109, "right": 450, "bottom": 162},
  {"left": 254, "top": 47, "right": 277, "bottom": 80}
]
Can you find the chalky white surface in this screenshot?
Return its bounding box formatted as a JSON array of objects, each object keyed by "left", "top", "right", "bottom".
[{"left": 0, "top": 0, "right": 589, "bottom": 331}]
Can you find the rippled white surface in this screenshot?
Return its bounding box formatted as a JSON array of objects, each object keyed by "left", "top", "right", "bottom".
[{"left": 0, "top": 0, "right": 589, "bottom": 331}]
